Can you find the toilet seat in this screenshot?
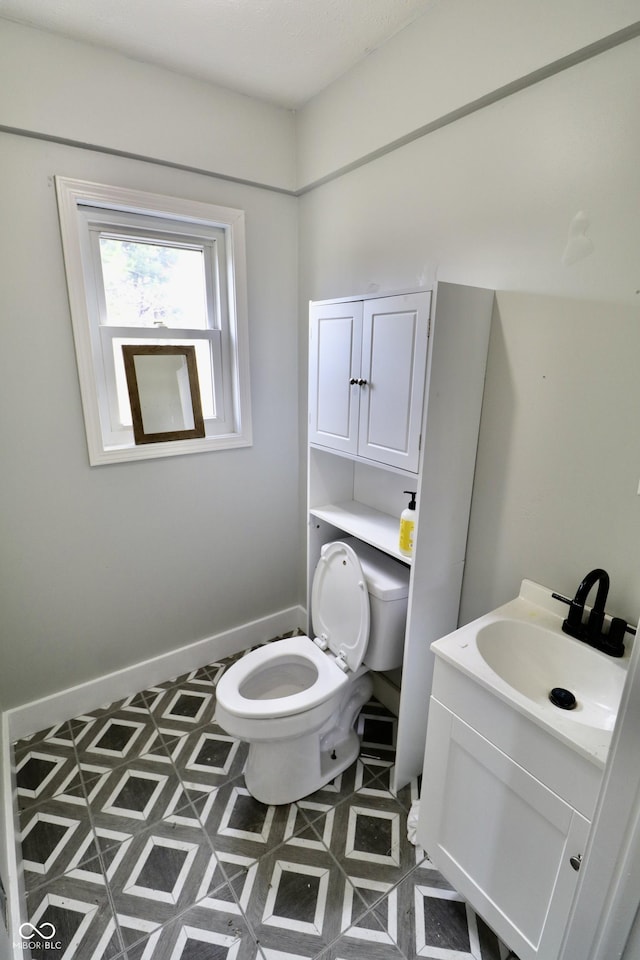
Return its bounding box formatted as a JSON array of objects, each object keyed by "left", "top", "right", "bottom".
[
  {"left": 215, "top": 636, "right": 349, "bottom": 720},
  {"left": 216, "top": 541, "right": 371, "bottom": 726},
  {"left": 311, "top": 540, "right": 370, "bottom": 673}
]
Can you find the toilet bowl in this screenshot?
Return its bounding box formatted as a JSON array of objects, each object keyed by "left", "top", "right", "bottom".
[{"left": 215, "top": 538, "right": 410, "bottom": 804}]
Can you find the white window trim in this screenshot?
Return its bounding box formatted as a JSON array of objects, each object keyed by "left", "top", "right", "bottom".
[{"left": 56, "top": 177, "right": 252, "bottom": 465}]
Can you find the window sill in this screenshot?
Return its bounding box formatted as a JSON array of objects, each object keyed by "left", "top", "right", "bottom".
[{"left": 90, "top": 431, "right": 252, "bottom": 466}]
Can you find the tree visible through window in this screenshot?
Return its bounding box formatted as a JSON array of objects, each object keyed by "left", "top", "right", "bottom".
[{"left": 99, "top": 238, "right": 207, "bottom": 329}]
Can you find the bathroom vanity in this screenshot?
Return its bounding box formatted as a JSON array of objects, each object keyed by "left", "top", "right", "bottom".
[
  {"left": 417, "top": 581, "right": 629, "bottom": 960},
  {"left": 306, "top": 283, "right": 494, "bottom": 789}
]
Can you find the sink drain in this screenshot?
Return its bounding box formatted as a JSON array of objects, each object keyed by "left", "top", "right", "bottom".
[{"left": 549, "top": 687, "right": 577, "bottom": 710}]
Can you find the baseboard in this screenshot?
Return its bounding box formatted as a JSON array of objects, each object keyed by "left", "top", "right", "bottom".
[
  {"left": 1, "top": 604, "right": 306, "bottom": 958},
  {"left": 1, "top": 713, "right": 23, "bottom": 960},
  {"left": 5, "top": 604, "right": 306, "bottom": 743}
]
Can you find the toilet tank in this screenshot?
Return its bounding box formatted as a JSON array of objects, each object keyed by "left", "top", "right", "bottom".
[{"left": 340, "top": 537, "right": 410, "bottom": 671}]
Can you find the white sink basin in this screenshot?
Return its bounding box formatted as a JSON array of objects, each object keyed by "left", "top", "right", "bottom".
[
  {"left": 431, "top": 579, "right": 631, "bottom": 764},
  {"left": 475, "top": 618, "right": 624, "bottom": 732}
]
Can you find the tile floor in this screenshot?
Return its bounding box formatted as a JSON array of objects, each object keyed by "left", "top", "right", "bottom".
[{"left": 11, "top": 645, "right": 514, "bottom": 960}]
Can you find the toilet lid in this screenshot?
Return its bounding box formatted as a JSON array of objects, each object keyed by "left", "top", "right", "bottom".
[{"left": 311, "top": 540, "right": 370, "bottom": 673}]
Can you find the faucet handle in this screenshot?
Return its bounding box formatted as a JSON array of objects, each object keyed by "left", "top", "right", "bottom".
[
  {"left": 563, "top": 599, "right": 585, "bottom": 639},
  {"left": 602, "top": 617, "right": 627, "bottom": 658}
]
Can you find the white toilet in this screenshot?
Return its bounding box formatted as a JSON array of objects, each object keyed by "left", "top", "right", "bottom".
[{"left": 215, "top": 537, "right": 410, "bottom": 804}]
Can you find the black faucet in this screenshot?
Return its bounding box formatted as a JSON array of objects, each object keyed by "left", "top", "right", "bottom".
[{"left": 561, "top": 568, "right": 627, "bottom": 657}]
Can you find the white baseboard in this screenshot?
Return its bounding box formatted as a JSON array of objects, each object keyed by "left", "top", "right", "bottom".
[
  {"left": 1, "top": 713, "right": 23, "bottom": 960},
  {"left": 5, "top": 604, "right": 306, "bottom": 744},
  {"left": 1, "top": 604, "right": 306, "bottom": 957}
]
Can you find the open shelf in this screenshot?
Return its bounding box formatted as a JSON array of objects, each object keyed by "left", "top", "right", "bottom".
[{"left": 309, "top": 500, "right": 411, "bottom": 565}]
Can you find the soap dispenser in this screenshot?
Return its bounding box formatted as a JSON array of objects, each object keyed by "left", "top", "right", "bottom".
[{"left": 399, "top": 491, "right": 417, "bottom": 557}]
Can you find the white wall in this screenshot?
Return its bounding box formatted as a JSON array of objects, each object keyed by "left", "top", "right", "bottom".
[
  {"left": 297, "top": 0, "right": 640, "bottom": 188},
  {"left": 463, "top": 292, "right": 640, "bottom": 624},
  {"left": 298, "top": 24, "right": 640, "bottom": 625},
  {"left": 0, "top": 20, "right": 296, "bottom": 191},
  {"left": 299, "top": 32, "right": 640, "bottom": 306},
  {"left": 0, "top": 24, "right": 300, "bottom": 710}
]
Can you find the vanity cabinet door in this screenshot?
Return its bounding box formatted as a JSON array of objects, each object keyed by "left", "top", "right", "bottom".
[
  {"left": 358, "top": 293, "right": 430, "bottom": 472},
  {"left": 419, "top": 699, "right": 590, "bottom": 960},
  {"left": 309, "top": 300, "right": 363, "bottom": 455}
]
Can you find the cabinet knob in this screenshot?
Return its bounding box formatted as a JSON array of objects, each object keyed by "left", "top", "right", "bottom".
[
  {"left": 349, "top": 377, "right": 358, "bottom": 385},
  {"left": 570, "top": 854, "right": 582, "bottom": 871},
  {"left": 358, "top": 378, "right": 368, "bottom": 386}
]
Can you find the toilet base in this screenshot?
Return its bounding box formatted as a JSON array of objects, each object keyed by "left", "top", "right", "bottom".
[{"left": 243, "top": 673, "right": 373, "bottom": 805}]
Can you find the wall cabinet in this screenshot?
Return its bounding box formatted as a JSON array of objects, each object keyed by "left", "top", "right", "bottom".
[
  {"left": 307, "top": 283, "right": 494, "bottom": 789},
  {"left": 309, "top": 292, "right": 430, "bottom": 473}
]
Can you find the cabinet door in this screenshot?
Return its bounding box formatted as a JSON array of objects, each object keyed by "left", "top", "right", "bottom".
[
  {"left": 358, "top": 292, "right": 430, "bottom": 472},
  {"left": 309, "top": 301, "right": 363, "bottom": 454},
  {"left": 419, "top": 699, "right": 590, "bottom": 960}
]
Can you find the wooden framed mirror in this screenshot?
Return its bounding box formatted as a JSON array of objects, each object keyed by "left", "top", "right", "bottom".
[{"left": 122, "top": 344, "right": 205, "bottom": 444}]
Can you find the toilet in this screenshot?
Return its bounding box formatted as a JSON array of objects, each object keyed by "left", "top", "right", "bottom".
[{"left": 215, "top": 537, "right": 410, "bottom": 804}]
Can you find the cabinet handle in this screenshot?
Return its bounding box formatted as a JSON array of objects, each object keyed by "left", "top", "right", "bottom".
[
  {"left": 570, "top": 854, "right": 582, "bottom": 871},
  {"left": 357, "top": 378, "right": 368, "bottom": 386},
  {"left": 349, "top": 377, "right": 358, "bottom": 385}
]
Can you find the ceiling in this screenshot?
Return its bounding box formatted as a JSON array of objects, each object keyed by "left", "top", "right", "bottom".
[{"left": 0, "top": 0, "right": 437, "bottom": 109}]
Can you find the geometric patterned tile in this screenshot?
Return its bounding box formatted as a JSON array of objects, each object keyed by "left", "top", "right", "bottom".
[
  {"left": 15, "top": 751, "right": 68, "bottom": 800},
  {"left": 316, "top": 790, "right": 419, "bottom": 891},
  {"left": 12, "top": 653, "right": 513, "bottom": 960},
  {"left": 72, "top": 709, "right": 172, "bottom": 772},
  {"left": 217, "top": 785, "right": 276, "bottom": 843},
  {"left": 241, "top": 844, "right": 369, "bottom": 959},
  {"left": 25, "top": 873, "right": 124, "bottom": 960},
  {"left": 170, "top": 726, "right": 247, "bottom": 792},
  {"left": 107, "top": 818, "right": 217, "bottom": 937},
  {"left": 128, "top": 897, "right": 260, "bottom": 960},
  {"left": 185, "top": 730, "right": 241, "bottom": 776},
  {"left": 357, "top": 703, "right": 398, "bottom": 761},
  {"left": 84, "top": 759, "right": 192, "bottom": 837},
  {"left": 284, "top": 802, "right": 335, "bottom": 851},
  {"left": 345, "top": 804, "right": 401, "bottom": 867},
  {"left": 20, "top": 811, "right": 82, "bottom": 879},
  {"left": 415, "top": 885, "right": 479, "bottom": 958},
  {"left": 389, "top": 865, "right": 509, "bottom": 960},
  {"left": 77, "top": 715, "right": 151, "bottom": 763},
  {"left": 195, "top": 850, "right": 256, "bottom": 912},
  {"left": 15, "top": 745, "right": 79, "bottom": 813},
  {"left": 122, "top": 834, "right": 200, "bottom": 904},
  {"left": 18, "top": 796, "right": 99, "bottom": 892},
  {"left": 163, "top": 781, "right": 218, "bottom": 827},
  {"left": 161, "top": 688, "right": 213, "bottom": 725},
  {"left": 12, "top": 720, "right": 76, "bottom": 758},
  {"left": 143, "top": 680, "right": 217, "bottom": 735}
]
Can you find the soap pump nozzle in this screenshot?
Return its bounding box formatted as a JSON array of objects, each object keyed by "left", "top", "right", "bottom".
[{"left": 404, "top": 491, "right": 417, "bottom": 510}]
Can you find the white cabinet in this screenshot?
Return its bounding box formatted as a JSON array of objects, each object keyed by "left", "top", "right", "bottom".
[
  {"left": 418, "top": 661, "right": 600, "bottom": 960},
  {"left": 307, "top": 283, "right": 495, "bottom": 789},
  {"left": 309, "top": 292, "right": 430, "bottom": 473}
]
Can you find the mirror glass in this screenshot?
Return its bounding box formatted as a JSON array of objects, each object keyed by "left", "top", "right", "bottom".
[{"left": 122, "top": 345, "right": 205, "bottom": 444}]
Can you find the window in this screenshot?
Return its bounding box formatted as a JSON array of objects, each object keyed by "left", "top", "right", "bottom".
[{"left": 56, "top": 178, "right": 252, "bottom": 464}]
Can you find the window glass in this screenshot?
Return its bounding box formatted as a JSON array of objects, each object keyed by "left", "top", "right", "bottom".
[{"left": 99, "top": 237, "right": 208, "bottom": 329}]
